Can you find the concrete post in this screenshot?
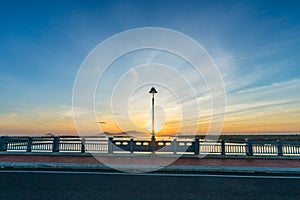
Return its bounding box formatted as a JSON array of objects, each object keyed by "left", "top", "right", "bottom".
[
  {"left": 221, "top": 140, "right": 226, "bottom": 156},
  {"left": 2, "top": 137, "right": 7, "bottom": 151},
  {"left": 277, "top": 140, "right": 283, "bottom": 156},
  {"left": 130, "top": 139, "right": 134, "bottom": 153},
  {"left": 26, "top": 137, "right": 32, "bottom": 152},
  {"left": 172, "top": 139, "right": 177, "bottom": 154},
  {"left": 0, "top": 137, "right": 4, "bottom": 151},
  {"left": 81, "top": 138, "right": 86, "bottom": 153},
  {"left": 194, "top": 138, "right": 200, "bottom": 155},
  {"left": 108, "top": 137, "right": 113, "bottom": 154},
  {"left": 245, "top": 138, "right": 253, "bottom": 156},
  {"left": 52, "top": 136, "right": 59, "bottom": 152},
  {"left": 150, "top": 137, "right": 156, "bottom": 154}
]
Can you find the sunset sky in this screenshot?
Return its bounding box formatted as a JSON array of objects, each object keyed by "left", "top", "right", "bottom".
[{"left": 0, "top": 0, "right": 300, "bottom": 136}]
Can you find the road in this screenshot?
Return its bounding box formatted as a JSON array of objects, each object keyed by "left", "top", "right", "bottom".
[{"left": 1, "top": 170, "right": 300, "bottom": 199}]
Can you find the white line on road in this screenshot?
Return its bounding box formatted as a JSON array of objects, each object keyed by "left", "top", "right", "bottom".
[{"left": 1, "top": 170, "right": 300, "bottom": 179}]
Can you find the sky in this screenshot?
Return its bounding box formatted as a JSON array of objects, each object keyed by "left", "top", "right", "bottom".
[{"left": 0, "top": 0, "right": 300, "bottom": 136}]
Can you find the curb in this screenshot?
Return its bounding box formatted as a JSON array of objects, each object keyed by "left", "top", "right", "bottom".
[{"left": 1, "top": 162, "right": 300, "bottom": 174}]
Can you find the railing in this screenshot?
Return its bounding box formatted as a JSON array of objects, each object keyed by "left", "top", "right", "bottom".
[{"left": 1, "top": 136, "right": 300, "bottom": 156}]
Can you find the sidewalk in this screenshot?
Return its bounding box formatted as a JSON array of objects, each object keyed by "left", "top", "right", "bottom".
[{"left": 1, "top": 153, "right": 300, "bottom": 174}]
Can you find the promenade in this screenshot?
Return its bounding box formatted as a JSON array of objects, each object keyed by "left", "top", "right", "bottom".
[
  {"left": 1, "top": 153, "right": 300, "bottom": 174},
  {"left": 1, "top": 136, "right": 300, "bottom": 173}
]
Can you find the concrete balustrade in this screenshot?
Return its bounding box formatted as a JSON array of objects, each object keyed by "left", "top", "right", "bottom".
[{"left": 1, "top": 136, "right": 300, "bottom": 156}]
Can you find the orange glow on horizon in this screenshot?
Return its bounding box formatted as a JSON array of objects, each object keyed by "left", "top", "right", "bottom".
[{"left": 1, "top": 108, "right": 299, "bottom": 136}]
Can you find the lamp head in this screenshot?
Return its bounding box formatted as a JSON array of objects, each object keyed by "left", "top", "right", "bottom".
[{"left": 149, "top": 87, "right": 158, "bottom": 94}]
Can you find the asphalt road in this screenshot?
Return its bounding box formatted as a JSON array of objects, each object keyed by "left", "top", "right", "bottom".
[{"left": 1, "top": 170, "right": 300, "bottom": 200}]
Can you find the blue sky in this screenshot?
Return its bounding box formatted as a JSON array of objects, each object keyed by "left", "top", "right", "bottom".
[{"left": 0, "top": 0, "right": 300, "bottom": 135}]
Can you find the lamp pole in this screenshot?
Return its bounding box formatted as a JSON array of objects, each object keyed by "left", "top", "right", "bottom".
[{"left": 149, "top": 87, "right": 157, "bottom": 141}]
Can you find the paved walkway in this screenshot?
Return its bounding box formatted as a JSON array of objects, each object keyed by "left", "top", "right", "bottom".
[
  {"left": 1, "top": 154, "right": 300, "bottom": 170},
  {"left": 0, "top": 154, "right": 299, "bottom": 167}
]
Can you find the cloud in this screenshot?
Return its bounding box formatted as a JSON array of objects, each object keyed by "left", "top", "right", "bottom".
[
  {"left": 0, "top": 112, "right": 17, "bottom": 119},
  {"left": 222, "top": 78, "right": 300, "bottom": 131},
  {"left": 231, "top": 79, "right": 300, "bottom": 95}
]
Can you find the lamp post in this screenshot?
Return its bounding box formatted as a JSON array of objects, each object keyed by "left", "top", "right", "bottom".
[{"left": 149, "top": 87, "right": 157, "bottom": 141}]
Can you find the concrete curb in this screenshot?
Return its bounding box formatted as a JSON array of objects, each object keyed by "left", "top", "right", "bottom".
[
  {"left": 1, "top": 152, "right": 300, "bottom": 160},
  {"left": 1, "top": 161, "right": 300, "bottom": 174}
]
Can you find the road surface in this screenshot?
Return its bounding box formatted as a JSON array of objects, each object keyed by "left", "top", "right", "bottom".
[{"left": 0, "top": 170, "right": 300, "bottom": 199}]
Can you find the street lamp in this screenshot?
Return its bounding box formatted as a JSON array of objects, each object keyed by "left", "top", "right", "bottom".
[{"left": 149, "top": 87, "right": 157, "bottom": 141}]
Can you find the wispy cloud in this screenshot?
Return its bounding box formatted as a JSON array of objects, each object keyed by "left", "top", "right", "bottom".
[{"left": 222, "top": 79, "right": 300, "bottom": 132}]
